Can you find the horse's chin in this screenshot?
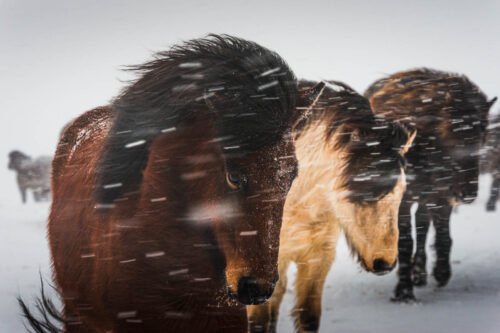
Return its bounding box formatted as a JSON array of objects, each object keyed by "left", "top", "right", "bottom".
[
  {"left": 358, "top": 256, "right": 371, "bottom": 272},
  {"left": 345, "top": 239, "right": 370, "bottom": 272},
  {"left": 227, "top": 288, "right": 271, "bottom": 305}
]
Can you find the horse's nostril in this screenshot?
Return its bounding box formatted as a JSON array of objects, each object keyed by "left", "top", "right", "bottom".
[
  {"left": 236, "top": 277, "right": 270, "bottom": 305},
  {"left": 373, "top": 259, "right": 394, "bottom": 274}
]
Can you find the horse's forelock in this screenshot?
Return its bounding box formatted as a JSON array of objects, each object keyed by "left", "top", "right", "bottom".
[{"left": 339, "top": 121, "right": 407, "bottom": 204}]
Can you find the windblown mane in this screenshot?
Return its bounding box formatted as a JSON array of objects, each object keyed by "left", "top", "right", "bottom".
[
  {"left": 296, "top": 80, "right": 409, "bottom": 203},
  {"left": 96, "top": 34, "right": 297, "bottom": 204}
]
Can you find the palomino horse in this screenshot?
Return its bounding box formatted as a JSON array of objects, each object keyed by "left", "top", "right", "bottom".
[
  {"left": 20, "top": 35, "right": 299, "bottom": 333},
  {"left": 248, "top": 80, "right": 416, "bottom": 333},
  {"left": 481, "top": 114, "right": 500, "bottom": 211},
  {"left": 366, "top": 68, "right": 496, "bottom": 302}
]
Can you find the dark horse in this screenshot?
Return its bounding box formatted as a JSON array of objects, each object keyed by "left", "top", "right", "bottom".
[
  {"left": 482, "top": 114, "right": 500, "bottom": 211},
  {"left": 366, "top": 68, "right": 496, "bottom": 302},
  {"left": 8, "top": 150, "right": 51, "bottom": 203},
  {"left": 20, "top": 35, "right": 299, "bottom": 332}
]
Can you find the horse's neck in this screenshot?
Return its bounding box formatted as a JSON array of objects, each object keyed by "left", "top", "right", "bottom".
[{"left": 288, "top": 119, "right": 343, "bottom": 216}]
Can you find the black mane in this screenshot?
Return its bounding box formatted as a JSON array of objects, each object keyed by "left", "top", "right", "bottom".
[
  {"left": 297, "top": 80, "right": 409, "bottom": 203},
  {"left": 96, "top": 34, "right": 297, "bottom": 204}
]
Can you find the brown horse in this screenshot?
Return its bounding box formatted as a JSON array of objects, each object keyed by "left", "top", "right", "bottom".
[
  {"left": 20, "top": 35, "right": 299, "bottom": 333},
  {"left": 248, "top": 80, "right": 416, "bottom": 333},
  {"left": 481, "top": 114, "right": 500, "bottom": 211},
  {"left": 366, "top": 68, "right": 496, "bottom": 302}
]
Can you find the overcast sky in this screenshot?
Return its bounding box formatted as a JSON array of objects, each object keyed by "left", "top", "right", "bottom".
[{"left": 1, "top": 0, "right": 499, "bottom": 203}]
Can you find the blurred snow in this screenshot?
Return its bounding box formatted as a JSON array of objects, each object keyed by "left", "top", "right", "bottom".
[
  {"left": 1, "top": 0, "right": 499, "bottom": 331},
  {"left": 0, "top": 177, "right": 498, "bottom": 332}
]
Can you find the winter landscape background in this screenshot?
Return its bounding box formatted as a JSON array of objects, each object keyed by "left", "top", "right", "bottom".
[{"left": 1, "top": 0, "right": 499, "bottom": 332}]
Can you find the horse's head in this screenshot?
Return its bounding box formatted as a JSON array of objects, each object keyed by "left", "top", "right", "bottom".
[
  {"left": 215, "top": 137, "right": 297, "bottom": 305},
  {"left": 323, "top": 108, "right": 416, "bottom": 274},
  {"left": 294, "top": 82, "right": 415, "bottom": 274},
  {"left": 95, "top": 35, "right": 299, "bottom": 305},
  {"left": 441, "top": 92, "right": 496, "bottom": 204},
  {"left": 8, "top": 150, "right": 30, "bottom": 171}
]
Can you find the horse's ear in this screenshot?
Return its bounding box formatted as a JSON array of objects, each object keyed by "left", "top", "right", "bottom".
[
  {"left": 400, "top": 128, "right": 417, "bottom": 155},
  {"left": 488, "top": 96, "right": 498, "bottom": 109},
  {"left": 291, "top": 81, "right": 326, "bottom": 127},
  {"left": 304, "top": 81, "right": 326, "bottom": 104}
]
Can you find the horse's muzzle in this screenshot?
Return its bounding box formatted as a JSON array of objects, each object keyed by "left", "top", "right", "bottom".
[
  {"left": 372, "top": 258, "right": 396, "bottom": 276},
  {"left": 228, "top": 277, "right": 275, "bottom": 305}
]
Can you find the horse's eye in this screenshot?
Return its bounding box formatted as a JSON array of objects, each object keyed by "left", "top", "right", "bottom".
[{"left": 226, "top": 172, "right": 246, "bottom": 191}]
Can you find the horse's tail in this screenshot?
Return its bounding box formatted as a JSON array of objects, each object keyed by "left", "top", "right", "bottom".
[
  {"left": 18, "top": 278, "right": 64, "bottom": 333},
  {"left": 95, "top": 34, "right": 297, "bottom": 204}
]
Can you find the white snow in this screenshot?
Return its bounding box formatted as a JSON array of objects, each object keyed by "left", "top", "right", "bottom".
[
  {"left": 1, "top": 1, "right": 499, "bottom": 331},
  {"left": 1, "top": 176, "right": 498, "bottom": 332},
  {"left": 125, "top": 140, "right": 146, "bottom": 148}
]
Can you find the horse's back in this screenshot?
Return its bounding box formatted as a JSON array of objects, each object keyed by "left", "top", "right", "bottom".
[{"left": 365, "top": 68, "right": 479, "bottom": 128}]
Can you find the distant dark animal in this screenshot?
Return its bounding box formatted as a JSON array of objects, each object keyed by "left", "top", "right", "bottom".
[
  {"left": 247, "top": 80, "right": 416, "bottom": 333},
  {"left": 19, "top": 35, "right": 299, "bottom": 333},
  {"left": 481, "top": 114, "right": 500, "bottom": 211},
  {"left": 366, "top": 68, "right": 496, "bottom": 302},
  {"left": 8, "top": 150, "right": 51, "bottom": 203}
]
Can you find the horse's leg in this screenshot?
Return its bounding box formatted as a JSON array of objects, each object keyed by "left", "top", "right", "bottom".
[
  {"left": 33, "top": 189, "right": 41, "bottom": 202},
  {"left": 267, "top": 258, "right": 291, "bottom": 333},
  {"left": 430, "top": 201, "right": 453, "bottom": 287},
  {"left": 393, "top": 197, "right": 416, "bottom": 302},
  {"left": 486, "top": 175, "right": 500, "bottom": 211},
  {"left": 19, "top": 186, "right": 27, "bottom": 203},
  {"left": 412, "top": 203, "right": 430, "bottom": 287},
  {"left": 292, "top": 243, "right": 335, "bottom": 333},
  {"left": 42, "top": 188, "right": 51, "bottom": 201}
]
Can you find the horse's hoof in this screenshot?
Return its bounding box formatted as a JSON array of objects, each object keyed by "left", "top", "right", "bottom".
[
  {"left": 391, "top": 284, "right": 417, "bottom": 303},
  {"left": 412, "top": 271, "right": 427, "bottom": 287},
  {"left": 433, "top": 264, "right": 451, "bottom": 287},
  {"left": 486, "top": 202, "right": 496, "bottom": 212},
  {"left": 391, "top": 293, "right": 417, "bottom": 303},
  {"left": 299, "top": 313, "right": 320, "bottom": 333}
]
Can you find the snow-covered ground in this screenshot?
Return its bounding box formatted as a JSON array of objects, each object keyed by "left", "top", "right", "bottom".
[{"left": 1, "top": 175, "right": 498, "bottom": 332}]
